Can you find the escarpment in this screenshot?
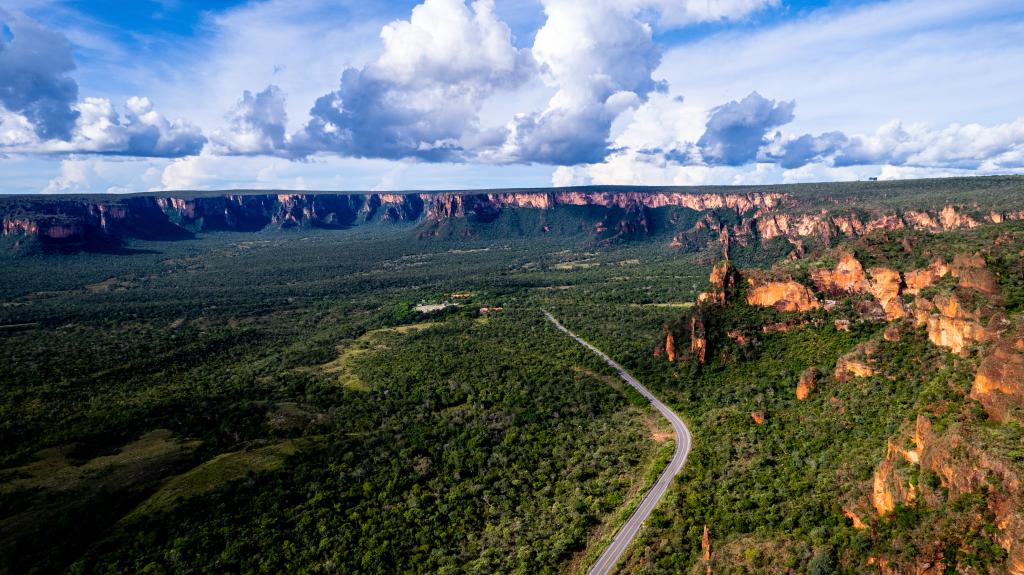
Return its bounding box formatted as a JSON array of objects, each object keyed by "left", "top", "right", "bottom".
[{"left": 4, "top": 177, "right": 1024, "bottom": 253}]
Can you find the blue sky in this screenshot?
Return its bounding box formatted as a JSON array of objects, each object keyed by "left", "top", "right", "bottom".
[{"left": 1, "top": 0, "right": 1023, "bottom": 193}]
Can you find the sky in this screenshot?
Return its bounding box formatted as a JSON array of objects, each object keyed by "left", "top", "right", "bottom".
[{"left": 1, "top": 0, "right": 1023, "bottom": 194}]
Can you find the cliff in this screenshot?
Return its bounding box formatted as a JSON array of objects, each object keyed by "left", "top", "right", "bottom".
[
  {"left": 744, "top": 279, "right": 820, "bottom": 312},
  {"left": 4, "top": 177, "right": 1024, "bottom": 253},
  {"left": 2, "top": 189, "right": 785, "bottom": 252},
  {"left": 971, "top": 325, "right": 1024, "bottom": 423},
  {"left": 867, "top": 416, "right": 1024, "bottom": 575}
]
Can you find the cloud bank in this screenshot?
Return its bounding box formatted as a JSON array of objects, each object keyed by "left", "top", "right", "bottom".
[{"left": 3, "top": 0, "right": 1024, "bottom": 194}]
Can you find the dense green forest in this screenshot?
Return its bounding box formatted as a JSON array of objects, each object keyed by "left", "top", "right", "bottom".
[
  {"left": 0, "top": 226, "right": 704, "bottom": 574},
  {"left": 2, "top": 186, "right": 1023, "bottom": 574}
]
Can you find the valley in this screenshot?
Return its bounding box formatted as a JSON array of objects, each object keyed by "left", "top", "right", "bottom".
[{"left": 1, "top": 176, "right": 1022, "bottom": 574}]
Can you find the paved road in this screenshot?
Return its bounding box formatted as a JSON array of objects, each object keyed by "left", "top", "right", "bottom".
[{"left": 544, "top": 311, "right": 692, "bottom": 575}]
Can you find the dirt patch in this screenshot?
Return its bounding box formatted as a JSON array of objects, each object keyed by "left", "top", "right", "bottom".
[
  {"left": 414, "top": 302, "right": 455, "bottom": 313},
  {"left": 644, "top": 414, "right": 674, "bottom": 443},
  {"left": 575, "top": 367, "right": 624, "bottom": 392},
  {"left": 554, "top": 260, "right": 599, "bottom": 270}
]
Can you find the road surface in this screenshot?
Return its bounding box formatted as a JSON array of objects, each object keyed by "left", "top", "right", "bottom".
[{"left": 544, "top": 311, "right": 692, "bottom": 575}]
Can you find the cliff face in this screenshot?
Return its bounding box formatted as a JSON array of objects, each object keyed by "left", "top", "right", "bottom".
[
  {"left": 971, "top": 326, "right": 1024, "bottom": 423},
  {"left": 5, "top": 185, "right": 1024, "bottom": 253},
  {"left": 1, "top": 193, "right": 427, "bottom": 251},
  {"left": 867, "top": 416, "right": 1024, "bottom": 575},
  {"left": 812, "top": 252, "right": 868, "bottom": 293},
  {"left": 745, "top": 279, "right": 820, "bottom": 312}
]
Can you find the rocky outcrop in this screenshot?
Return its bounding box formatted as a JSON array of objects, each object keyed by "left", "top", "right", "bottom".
[
  {"left": 867, "top": 266, "right": 901, "bottom": 303},
  {"left": 868, "top": 415, "right": 1024, "bottom": 575},
  {"left": 867, "top": 267, "right": 906, "bottom": 320},
  {"left": 3, "top": 217, "right": 39, "bottom": 236},
  {"left": 971, "top": 329, "right": 1024, "bottom": 422},
  {"left": 746, "top": 279, "right": 821, "bottom": 312},
  {"left": 950, "top": 252, "right": 1001, "bottom": 296},
  {"left": 690, "top": 315, "right": 707, "bottom": 364},
  {"left": 665, "top": 330, "right": 677, "bottom": 363},
  {"left": 796, "top": 367, "right": 820, "bottom": 400},
  {"left": 754, "top": 204, "right": 1000, "bottom": 246},
  {"left": 939, "top": 205, "right": 980, "bottom": 230},
  {"left": 871, "top": 457, "right": 916, "bottom": 516},
  {"left": 904, "top": 258, "right": 949, "bottom": 295},
  {"left": 844, "top": 508, "right": 868, "bottom": 529},
  {"left": 811, "top": 252, "right": 868, "bottom": 294},
  {"left": 697, "top": 260, "right": 738, "bottom": 305},
  {"left": 835, "top": 343, "right": 876, "bottom": 380},
  {"left": 924, "top": 294, "right": 990, "bottom": 355},
  {"left": 701, "top": 525, "right": 712, "bottom": 575}
]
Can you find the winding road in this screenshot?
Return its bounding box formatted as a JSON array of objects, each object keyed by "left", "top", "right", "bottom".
[{"left": 543, "top": 311, "right": 692, "bottom": 575}]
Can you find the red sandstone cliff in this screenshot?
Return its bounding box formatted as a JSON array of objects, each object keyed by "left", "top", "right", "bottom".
[{"left": 6, "top": 186, "right": 1024, "bottom": 253}]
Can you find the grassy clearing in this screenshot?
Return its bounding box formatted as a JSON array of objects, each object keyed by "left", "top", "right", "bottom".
[
  {"left": 320, "top": 321, "right": 442, "bottom": 390},
  {"left": 0, "top": 430, "right": 200, "bottom": 573},
  {"left": 554, "top": 260, "right": 600, "bottom": 270},
  {"left": 122, "top": 439, "right": 311, "bottom": 523},
  {"left": 0, "top": 429, "right": 199, "bottom": 495},
  {"left": 632, "top": 302, "right": 696, "bottom": 309},
  {"left": 84, "top": 276, "right": 137, "bottom": 293}
]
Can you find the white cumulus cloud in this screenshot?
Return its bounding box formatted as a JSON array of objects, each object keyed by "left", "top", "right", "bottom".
[{"left": 294, "top": 0, "right": 531, "bottom": 161}]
